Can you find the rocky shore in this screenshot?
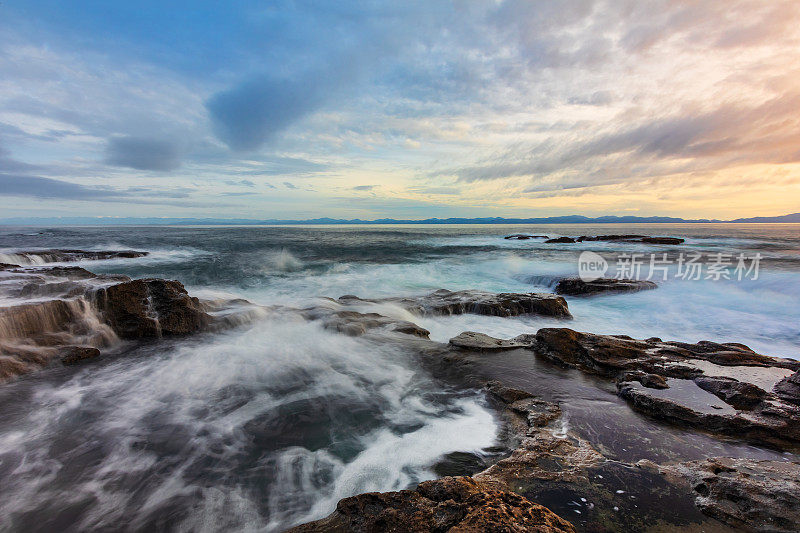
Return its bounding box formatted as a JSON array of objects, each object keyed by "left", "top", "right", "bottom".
[{"left": 0, "top": 249, "right": 797, "bottom": 532}]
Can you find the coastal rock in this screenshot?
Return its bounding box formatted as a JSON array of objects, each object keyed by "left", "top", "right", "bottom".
[
  {"left": 505, "top": 234, "right": 549, "bottom": 240},
  {"left": 574, "top": 235, "right": 685, "bottom": 245},
  {"left": 59, "top": 346, "right": 101, "bottom": 365},
  {"left": 663, "top": 458, "right": 800, "bottom": 532},
  {"left": 544, "top": 237, "right": 575, "bottom": 244},
  {"left": 287, "top": 476, "right": 576, "bottom": 533},
  {"left": 532, "top": 328, "right": 798, "bottom": 377},
  {"left": 0, "top": 249, "right": 148, "bottom": 265},
  {"left": 339, "top": 289, "right": 572, "bottom": 318},
  {"left": 774, "top": 370, "right": 800, "bottom": 405},
  {"left": 317, "top": 309, "right": 430, "bottom": 338},
  {"left": 554, "top": 278, "right": 657, "bottom": 296},
  {"left": 693, "top": 375, "right": 768, "bottom": 410},
  {"left": 450, "top": 331, "right": 529, "bottom": 351},
  {"left": 93, "top": 279, "right": 210, "bottom": 339}
]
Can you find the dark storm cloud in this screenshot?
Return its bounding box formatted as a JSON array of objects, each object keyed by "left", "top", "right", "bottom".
[{"left": 105, "top": 137, "right": 181, "bottom": 171}]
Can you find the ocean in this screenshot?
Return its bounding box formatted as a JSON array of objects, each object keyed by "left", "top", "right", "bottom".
[{"left": 0, "top": 223, "right": 798, "bottom": 530}]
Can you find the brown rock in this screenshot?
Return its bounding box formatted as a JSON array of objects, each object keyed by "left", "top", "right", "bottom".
[
  {"left": 287, "top": 476, "right": 575, "bottom": 533},
  {"left": 774, "top": 370, "right": 800, "bottom": 405},
  {"left": 94, "top": 279, "right": 210, "bottom": 339},
  {"left": 544, "top": 237, "right": 575, "bottom": 244},
  {"left": 60, "top": 346, "right": 101, "bottom": 365}
]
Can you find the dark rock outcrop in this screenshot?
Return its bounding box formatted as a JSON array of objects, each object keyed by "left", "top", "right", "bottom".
[
  {"left": 60, "top": 346, "right": 101, "bottom": 365},
  {"left": 544, "top": 237, "right": 575, "bottom": 244},
  {"left": 554, "top": 278, "right": 657, "bottom": 296},
  {"left": 505, "top": 234, "right": 549, "bottom": 240},
  {"left": 339, "top": 289, "right": 572, "bottom": 319},
  {"left": 663, "top": 458, "right": 800, "bottom": 533},
  {"left": 574, "top": 235, "right": 685, "bottom": 245},
  {"left": 693, "top": 375, "right": 768, "bottom": 410},
  {"left": 288, "top": 476, "right": 576, "bottom": 533},
  {"left": 93, "top": 279, "right": 210, "bottom": 339},
  {"left": 774, "top": 370, "right": 800, "bottom": 405}
]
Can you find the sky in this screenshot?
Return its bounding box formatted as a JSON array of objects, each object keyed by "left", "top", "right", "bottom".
[{"left": 1, "top": 0, "right": 799, "bottom": 220}]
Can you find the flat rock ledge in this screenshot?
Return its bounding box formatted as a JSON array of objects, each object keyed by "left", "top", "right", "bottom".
[
  {"left": 524, "top": 328, "right": 800, "bottom": 447},
  {"left": 554, "top": 278, "right": 657, "bottom": 297},
  {"left": 542, "top": 235, "right": 684, "bottom": 245},
  {"left": 287, "top": 475, "right": 576, "bottom": 533},
  {"left": 338, "top": 289, "right": 572, "bottom": 318},
  {"left": 662, "top": 457, "right": 800, "bottom": 533},
  {"left": 0, "top": 248, "right": 148, "bottom": 264}
]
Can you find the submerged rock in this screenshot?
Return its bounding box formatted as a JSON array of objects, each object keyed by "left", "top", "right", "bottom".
[
  {"left": 450, "top": 331, "right": 529, "bottom": 351},
  {"left": 554, "top": 278, "right": 657, "bottom": 296},
  {"left": 663, "top": 458, "right": 800, "bottom": 533},
  {"left": 339, "top": 289, "right": 572, "bottom": 318},
  {"left": 287, "top": 476, "right": 576, "bottom": 533}
]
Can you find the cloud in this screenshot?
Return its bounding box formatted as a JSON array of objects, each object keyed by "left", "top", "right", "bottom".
[
  {"left": 408, "top": 186, "right": 461, "bottom": 195},
  {"left": 283, "top": 181, "right": 298, "bottom": 190},
  {"left": 352, "top": 185, "right": 375, "bottom": 191},
  {"left": 0, "top": 173, "right": 128, "bottom": 199},
  {"left": 105, "top": 136, "right": 181, "bottom": 171},
  {"left": 207, "top": 73, "right": 332, "bottom": 152},
  {"left": 224, "top": 179, "right": 256, "bottom": 187}
]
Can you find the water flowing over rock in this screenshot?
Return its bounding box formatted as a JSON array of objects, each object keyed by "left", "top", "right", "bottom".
[
  {"left": 93, "top": 278, "right": 210, "bottom": 338},
  {"left": 0, "top": 249, "right": 147, "bottom": 265},
  {"left": 0, "top": 262, "right": 258, "bottom": 382},
  {"left": 449, "top": 331, "right": 530, "bottom": 351},
  {"left": 287, "top": 476, "right": 576, "bottom": 533},
  {"left": 338, "top": 289, "right": 572, "bottom": 318},
  {"left": 554, "top": 278, "right": 657, "bottom": 296}
]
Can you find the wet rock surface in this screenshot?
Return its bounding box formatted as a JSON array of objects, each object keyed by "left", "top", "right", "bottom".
[
  {"left": 554, "top": 278, "right": 657, "bottom": 296},
  {"left": 0, "top": 263, "right": 258, "bottom": 381},
  {"left": 541, "top": 235, "right": 685, "bottom": 245},
  {"left": 575, "top": 235, "right": 685, "bottom": 245},
  {"left": 774, "top": 370, "right": 800, "bottom": 405},
  {"left": 0, "top": 249, "right": 148, "bottom": 264},
  {"left": 338, "top": 289, "right": 572, "bottom": 318},
  {"left": 450, "top": 331, "right": 529, "bottom": 351},
  {"left": 93, "top": 278, "right": 210, "bottom": 338},
  {"left": 505, "top": 234, "right": 549, "bottom": 240},
  {"left": 663, "top": 457, "right": 800, "bottom": 532},
  {"left": 287, "top": 475, "right": 576, "bottom": 533}
]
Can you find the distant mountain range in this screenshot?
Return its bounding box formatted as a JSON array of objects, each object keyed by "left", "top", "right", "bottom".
[{"left": 1, "top": 213, "right": 798, "bottom": 226}]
